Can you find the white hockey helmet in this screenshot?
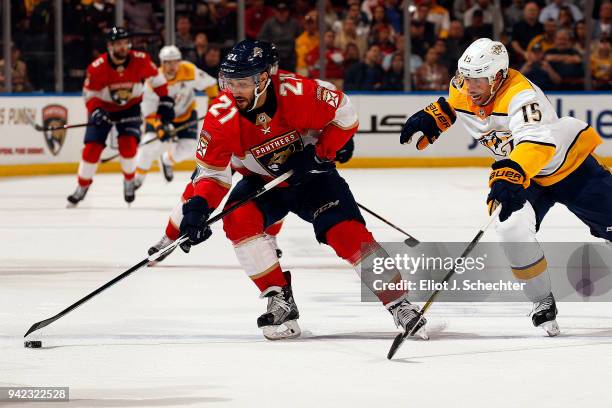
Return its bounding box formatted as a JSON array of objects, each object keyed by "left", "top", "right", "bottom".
[
  {"left": 456, "top": 38, "right": 509, "bottom": 84},
  {"left": 159, "top": 45, "right": 182, "bottom": 62}
]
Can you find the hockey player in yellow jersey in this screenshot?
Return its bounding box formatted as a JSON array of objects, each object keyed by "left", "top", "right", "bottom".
[
  {"left": 400, "top": 38, "right": 612, "bottom": 336},
  {"left": 135, "top": 45, "right": 219, "bottom": 189}
]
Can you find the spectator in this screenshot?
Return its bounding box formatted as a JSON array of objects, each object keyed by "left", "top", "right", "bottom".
[
  {"left": 445, "top": 20, "right": 471, "bottom": 64},
  {"left": 558, "top": 6, "right": 575, "bottom": 31},
  {"left": 306, "top": 30, "right": 345, "bottom": 88},
  {"left": 410, "top": 20, "right": 435, "bottom": 58},
  {"left": 295, "top": 12, "right": 320, "bottom": 77},
  {"left": 413, "top": 5, "right": 437, "bottom": 49},
  {"left": 414, "top": 48, "right": 449, "bottom": 90},
  {"left": 335, "top": 17, "right": 368, "bottom": 58},
  {"left": 201, "top": 45, "right": 222, "bottom": 78},
  {"left": 520, "top": 43, "right": 561, "bottom": 90},
  {"left": 453, "top": 0, "right": 473, "bottom": 23},
  {"left": 0, "top": 45, "right": 33, "bottom": 92},
  {"left": 591, "top": 37, "right": 612, "bottom": 90},
  {"left": 574, "top": 20, "right": 587, "bottom": 55},
  {"left": 372, "top": 25, "right": 396, "bottom": 57},
  {"left": 344, "top": 43, "right": 362, "bottom": 71},
  {"left": 382, "top": 53, "right": 405, "bottom": 90},
  {"left": 323, "top": 0, "right": 339, "bottom": 29},
  {"left": 384, "top": 0, "right": 403, "bottom": 34},
  {"left": 338, "top": 2, "right": 370, "bottom": 36},
  {"left": 545, "top": 29, "right": 584, "bottom": 89},
  {"left": 539, "top": 0, "right": 582, "bottom": 24},
  {"left": 176, "top": 15, "right": 196, "bottom": 63},
  {"left": 191, "top": 2, "right": 219, "bottom": 37},
  {"left": 593, "top": 2, "right": 611, "bottom": 39},
  {"left": 214, "top": 0, "right": 239, "bottom": 47},
  {"left": 361, "top": 0, "right": 379, "bottom": 22},
  {"left": 504, "top": 0, "right": 525, "bottom": 33},
  {"left": 425, "top": 0, "right": 451, "bottom": 39},
  {"left": 194, "top": 33, "right": 209, "bottom": 67},
  {"left": 258, "top": 2, "right": 301, "bottom": 71},
  {"left": 464, "top": 9, "right": 494, "bottom": 42},
  {"left": 369, "top": 5, "right": 396, "bottom": 45},
  {"left": 344, "top": 44, "right": 384, "bottom": 91},
  {"left": 245, "top": 0, "right": 274, "bottom": 40},
  {"left": 527, "top": 18, "right": 557, "bottom": 53},
  {"left": 511, "top": 2, "right": 543, "bottom": 64},
  {"left": 433, "top": 39, "right": 455, "bottom": 73},
  {"left": 463, "top": 0, "right": 504, "bottom": 40},
  {"left": 124, "top": 0, "right": 158, "bottom": 34}
]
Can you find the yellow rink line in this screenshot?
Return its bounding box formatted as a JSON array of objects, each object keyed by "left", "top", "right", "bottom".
[{"left": 1, "top": 157, "right": 611, "bottom": 177}]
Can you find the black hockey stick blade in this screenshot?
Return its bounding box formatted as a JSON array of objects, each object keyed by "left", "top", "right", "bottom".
[
  {"left": 24, "top": 257, "right": 150, "bottom": 337},
  {"left": 356, "top": 203, "right": 420, "bottom": 247},
  {"left": 24, "top": 171, "right": 293, "bottom": 338},
  {"left": 386, "top": 206, "right": 501, "bottom": 359}
]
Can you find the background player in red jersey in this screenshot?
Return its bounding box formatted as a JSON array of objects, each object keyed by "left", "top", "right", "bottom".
[
  {"left": 175, "top": 40, "right": 427, "bottom": 341},
  {"left": 67, "top": 27, "right": 175, "bottom": 206}
]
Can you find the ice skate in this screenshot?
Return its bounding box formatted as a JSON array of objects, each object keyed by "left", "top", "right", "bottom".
[
  {"left": 257, "top": 273, "right": 300, "bottom": 340},
  {"left": 531, "top": 292, "right": 560, "bottom": 337},
  {"left": 147, "top": 235, "right": 176, "bottom": 266},
  {"left": 124, "top": 179, "right": 136, "bottom": 204},
  {"left": 387, "top": 296, "right": 428, "bottom": 340},
  {"left": 160, "top": 155, "right": 174, "bottom": 182},
  {"left": 67, "top": 185, "right": 89, "bottom": 207}
]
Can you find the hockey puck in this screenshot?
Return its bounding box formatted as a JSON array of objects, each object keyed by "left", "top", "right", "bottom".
[{"left": 24, "top": 340, "right": 42, "bottom": 348}]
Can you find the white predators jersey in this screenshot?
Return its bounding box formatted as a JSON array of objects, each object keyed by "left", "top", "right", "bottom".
[
  {"left": 142, "top": 61, "right": 218, "bottom": 123},
  {"left": 448, "top": 69, "right": 602, "bottom": 186}
]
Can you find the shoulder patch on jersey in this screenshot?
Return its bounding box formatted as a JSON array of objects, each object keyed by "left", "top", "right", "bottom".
[
  {"left": 132, "top": 51, "right": 147, "bottom": 59},
  {"left": 316, "top": 86, "right": 340, "bottom": 108},
  {"left": 175, "top": 62, "right": 196, "bottom": 82},
  {"left": 91, "top": 57, "right": 105, "bottom": 68},
  {"left": 197, "top": 130, "right": 212, "bottom": 157}
]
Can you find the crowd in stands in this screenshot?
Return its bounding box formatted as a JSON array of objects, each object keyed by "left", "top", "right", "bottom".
[{"left": 0, "top": 0, "right": 610, "bottom": 92}]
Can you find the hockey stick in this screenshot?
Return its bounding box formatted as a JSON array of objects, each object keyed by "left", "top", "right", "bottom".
[
  {"left": 356, "top": 202, "right": 419, "bottom": 247},
  {"left": 387, "top": 205, "right": 501, "bottom": 360},
  {"left": 27, "top": 114, "right": 141, "bottom": 132},
  {"left": 24, "top": 170, "right": 293, "bottom": 338},
  {"left": 100, "top": 114, "right": 206, "bottom": 164}
]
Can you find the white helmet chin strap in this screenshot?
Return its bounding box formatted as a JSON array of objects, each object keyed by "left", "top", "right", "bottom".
[{"left": 248, "top": 77, "right": 271, "bottom": 112}]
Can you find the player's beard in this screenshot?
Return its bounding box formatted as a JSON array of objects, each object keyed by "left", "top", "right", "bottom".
[{"left": 234, "top": 95, "right": 254, "bottom": 112}]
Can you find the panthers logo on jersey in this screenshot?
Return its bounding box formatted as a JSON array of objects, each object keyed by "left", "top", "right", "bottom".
[
  {"left": 41, "top": 104, "right": 68, "bottom": 156},
  {"left": 478, "top": 129, "right": 513, "bottom": 157},
  {"left": 251, "top": 131, "right": 304, "bottom": 175},
  {"left": 109, "top": 83, "right": 134, "bottom": 105}
]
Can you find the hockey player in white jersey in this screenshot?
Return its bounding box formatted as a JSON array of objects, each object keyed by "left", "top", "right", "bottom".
[
  {"left": 400, "top": 38, "right": 612, "bottom": 336},
  {"left": 135, "top": 45, "right": 218, "bottom": 188}
]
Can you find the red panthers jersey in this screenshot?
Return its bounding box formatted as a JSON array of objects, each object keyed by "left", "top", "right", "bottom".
[
  {"left": 192, "top": 72, "right": 359, "bottom": 208},
  {"left": 83, "top": 50, "right": 168, "bottom": 113}
]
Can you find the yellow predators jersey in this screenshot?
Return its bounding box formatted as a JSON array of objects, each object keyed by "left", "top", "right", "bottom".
[
  {"left": 448, "top": 69, "right": 602, "bottom": 186},
  {"left": 142, "top": 61, "right": 218, "bottom": 124}
]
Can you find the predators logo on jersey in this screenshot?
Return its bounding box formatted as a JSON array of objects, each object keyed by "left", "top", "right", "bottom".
[
  {"left": 251, "top": 131, "right": 304, "bottom": 175},
  {"left": 478, "top": 130, "right": 513, "bottom": 157},
  {"left": 41, "top": 104, "right": 68, "bottom": 156}
]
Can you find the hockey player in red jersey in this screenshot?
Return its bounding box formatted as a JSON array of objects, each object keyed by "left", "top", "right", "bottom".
[
  {"left": 147, "top": 42, "right": 353, "bottom": 264},
  {"left": 67, "top": 27, "right": 175, "bottom": 206},
  {"left": 174, "top": 40, "right": 426, "bottom": 340}
]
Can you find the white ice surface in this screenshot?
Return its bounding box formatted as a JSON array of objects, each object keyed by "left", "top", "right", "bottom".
[{"left": 1, "top": 169, "right": 611, "bottom": 407}]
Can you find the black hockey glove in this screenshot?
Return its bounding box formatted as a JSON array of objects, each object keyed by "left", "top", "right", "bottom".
[
  {"left": 156, "top": 95, "right": 175, "bottom": 125},
  {"left": 90, "top": 107, "right": 112, "bottom": 126},
  {"left": 179, "top": 196, "right": 213, "bottom": 253},
  {"left": 335, "top": 137, "right": 355, "bottom": 164},
  {"left": 400, "top": 97, "right": 456, "bottom": 149},
  {"left": 156, "top": 122, "right": 175, "bottom": 142},
  {"left": 286, "top": 144, "right": 335, "bottom": 185},
  {"left": 487, "top": 159, "right": 528, "bottom": 222}
]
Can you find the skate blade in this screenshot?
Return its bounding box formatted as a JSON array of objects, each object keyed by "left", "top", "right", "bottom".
[
  {"left": 412, "top": 325, "right": 429, "bottom": 340},
  {"left": 262, "top": 320, "right": 301, "bottom": 340},
  {"left": 66, "top": 201, "right": 78, "bottom": 208},
  {"left": 539, "top": 320, "right": 560, "bottom": 337}
]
